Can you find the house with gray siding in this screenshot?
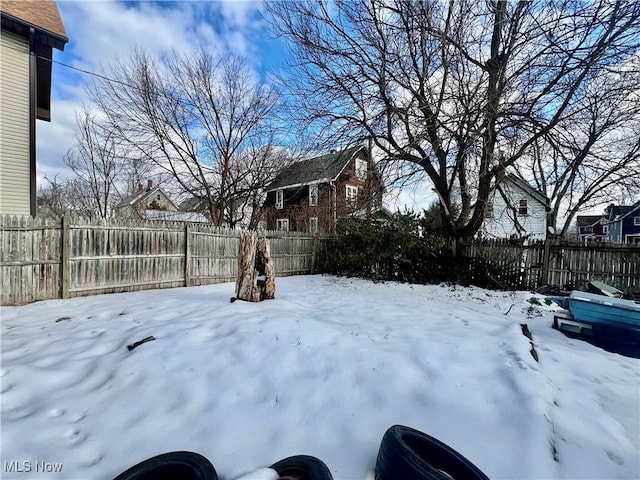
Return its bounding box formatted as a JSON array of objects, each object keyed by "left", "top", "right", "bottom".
[{"left": 0, "top": 1, "right": 67, "bottom": 216}]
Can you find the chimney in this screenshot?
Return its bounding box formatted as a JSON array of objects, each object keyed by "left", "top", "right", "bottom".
[
  {"left": 137, "top": 183, "right": 143, "bottom": 191},
  {"left": 147, "top": 179, "right": 153, "bottom": 191}
]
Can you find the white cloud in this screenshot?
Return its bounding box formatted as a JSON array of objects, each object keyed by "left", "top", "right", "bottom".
[
  {"left": 38, "top": 1, "right": 270, "bottom": 181},
  {"left": 36, "top": 99, "right": 80, "bottom": 183}
]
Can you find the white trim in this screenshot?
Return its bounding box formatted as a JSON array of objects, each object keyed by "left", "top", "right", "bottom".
[
  {"left": 275, "top": 190, "right": 283, "bottom": 209},
  {"left": 309, "top": 217, "right": 318, "bottom": 233},
  {"left": 309, "top": 184, "right": 318, "bottom": 206},
  {"left": 346, "top": 185, "right": 358, "bottom": 206},
  {"left": 355, "top": 158, "right": 367, "bottom": 180},
  {"left": 267, "top": 178, "right": 330, "bottom": 193},
  {"left": 276, "top": 218, "right": 289, "bottom": 231}
]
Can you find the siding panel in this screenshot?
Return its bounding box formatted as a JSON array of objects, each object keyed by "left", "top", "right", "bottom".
[{"left": 0, "top": 32, "right": 30, "bottom": 215}]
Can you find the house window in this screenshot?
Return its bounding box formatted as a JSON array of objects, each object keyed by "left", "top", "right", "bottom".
[
  {"left": 518, "top": 199, "right": 528, "bottom": 216},
  {"left": 346, "top": 185, "right": 358, "bottom": 206},
  {"left": 276, "top": 218, "right": 289, "bottom": 232},
  {"left": 355, "top": 158, "right": 367, "bottom": 180},
  {"left": 309, "top": 185, "right": 318, "bottom": 206},
  {"left": 309, "top": 217, "right": 318, "bottom": 234},
  {"left": 485, "top": 203, "right": 494, "bottom": 218},
  {"left": 635, "top": 216, "right": 640, "bottom": 226},
  {"left": 275, "top": 190, "right": 283, "bottom": 210},
  {"left": 603, "top": 225, "right": 609, "bottom": 234}
]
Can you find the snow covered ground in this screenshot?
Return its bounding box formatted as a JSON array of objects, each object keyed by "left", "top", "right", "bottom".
[{"left": 1, "top": 275, "right": 638, "bottom": 480}]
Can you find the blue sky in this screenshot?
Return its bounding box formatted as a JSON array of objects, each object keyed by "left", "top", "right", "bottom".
[
  {"left": 38, "top": 0, "right": 287, "bottom": 181},
  {"left": 36, "top": 0, "right": 437, "bottom": 211}
]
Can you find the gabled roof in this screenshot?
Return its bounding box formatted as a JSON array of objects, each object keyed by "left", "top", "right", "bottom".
[
  {"left": 576, "top": 215, "right": 605, "bottom": 228},
  {"left": 179, "top": 196, "right": 208, "bottom": 212},
  {"left": 504, "top": 174, "right": 550, "bottom": 209},
  {"left": 266, "top": 146, "right": 365, "bottom": 192},
  {"left": 619, "top": 200, "right": 640, "bottom": 220},
  {"left": 115, "top": 186, "right": 176, "bottom": 209},
  {"left": 606, "top": 201, "right": 640, "bottom": 221},
  {"left": 1, "top": 1, "right": 67, "bottom": 48}
]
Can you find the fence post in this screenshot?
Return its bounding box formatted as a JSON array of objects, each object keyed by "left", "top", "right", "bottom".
[
  {"left": 184, "top": 224, "right": 191, "bottom": 287},
  {"left": 541, "top": 238, "right": 551, "bottom": 286},
  {"left": 310, "top": 233, "right": 319, "bottom": 274},
  {"left": 60, "top": 215, "right": 70, "bottom": 299}
]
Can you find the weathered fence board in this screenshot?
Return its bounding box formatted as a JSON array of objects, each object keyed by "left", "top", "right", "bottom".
[
  {"left": 1, "top": 215, "right": 316, "bottom": 305},
  {"left": 463, "top": 238, "right": 640, "bottom": 294},
  {"left": 3, "top": 214, "right": 638, "bottom": 304},
  {"left": 1, "top": 216, "right": 62, "bottom": 304}
]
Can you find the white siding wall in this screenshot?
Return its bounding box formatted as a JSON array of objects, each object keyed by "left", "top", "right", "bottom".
[
  {"left": 482, "top": 179, "right": 547, "bottom": 241},
  {"left": 0, "top": 32, "right": 31, "bottom": 215}
]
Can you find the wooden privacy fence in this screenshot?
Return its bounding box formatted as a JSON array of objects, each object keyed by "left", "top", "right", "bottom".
[
  {"left": 1, "top": 215, "right": 317, "bottom": 305},
  {"left": 462, "top": 238, "right": 640, "bottom": 294}
]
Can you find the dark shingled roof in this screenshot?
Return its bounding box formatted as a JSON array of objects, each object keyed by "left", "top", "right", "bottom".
[
  {"left": 577, "top": 215, "right": 605, "bottom": 227},
  {"left": 505, "top": 174, "right": 550, "bottom": 208},
  {"left": 266, "top": 146, "right": 365, "bottom": 192},
  {"left": 607, "top": 202, "right": 639, "bottom": 220}
]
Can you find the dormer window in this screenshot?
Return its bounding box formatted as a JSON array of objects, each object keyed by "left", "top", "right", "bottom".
[
  {"left": 275, "top": 190, "right": 283, "bottom": 209},
  {"left": 635, "top": 216, "right": 640, "bottom": 226},
  {"left": 355, "top": 158, "right": 367, "bottom": 180},
  {"left": 309, "top": 185, "right": 318, "bottom": 206}
]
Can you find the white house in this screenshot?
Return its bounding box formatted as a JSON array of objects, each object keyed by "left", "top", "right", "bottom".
[
  {"left": 481, "top": 173, "right": 550, "bottom": 241},
  {"left": 0, "top": 1, "right": 67, "bottom": 216}
]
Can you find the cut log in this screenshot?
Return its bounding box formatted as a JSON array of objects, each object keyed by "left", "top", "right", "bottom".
[{"left": 235, "top": 231, "right": 276, "bottom": 302}]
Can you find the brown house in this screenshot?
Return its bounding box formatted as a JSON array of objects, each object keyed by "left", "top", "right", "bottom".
[{"left": 263, "top": 146, "right": 383, "bottom": 234}]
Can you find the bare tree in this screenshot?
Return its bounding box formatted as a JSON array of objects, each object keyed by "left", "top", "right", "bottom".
[
  {"left": 63, "top": 106, "right": 124, "bottom": 218},
  {"left": 37, "top": 175, "right": 106, "bottom": 218},
  {"left": 514, "top": 66, "right": 640, "bottom": 237},
  {"left": 37, "top": 176, "right": 67, "bottom": 218},
  {"left": 89, "top": 48, "right": 287, "bottom": 227},
  {"left": 268, "top": 0, "right": 640, "bottom": 250}
]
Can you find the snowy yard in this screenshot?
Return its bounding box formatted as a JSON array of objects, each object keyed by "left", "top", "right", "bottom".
[{"left": 1, "top": 275, "right": 638, "bottom": 480}]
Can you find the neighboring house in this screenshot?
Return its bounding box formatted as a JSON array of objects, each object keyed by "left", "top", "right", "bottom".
[
  {"left": 115, "top": 181, "right": 177, "bottom": 219},
  {"left": 605, "top": 201, "right": 640, "bottom": 244},
  {"left": 178, "top": 195, "right": 252, "bottom": 228},
  {"left": 263, "top": 146, "right": 383, "bottom": 234},
  {"left": 576, "top": 215, "right": 608, "bottom": 243},
  {"left": 0, "top": 1, "right": 67, "bottom": 216},
  {"left": 481, "top": 173, "right": 550, "bottom": 241}
]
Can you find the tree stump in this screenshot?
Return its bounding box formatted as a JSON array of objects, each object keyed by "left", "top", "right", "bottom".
[{"left": 235, "top": 231, "right": 276, "bottom": 302}]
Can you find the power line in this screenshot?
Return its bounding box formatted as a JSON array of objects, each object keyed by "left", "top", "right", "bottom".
[{"left": 2, "top": 40, "right": 139, "bottom": 90}]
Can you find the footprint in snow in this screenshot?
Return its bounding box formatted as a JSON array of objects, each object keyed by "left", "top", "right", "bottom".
[
  {"left": 65, "top": 428, "right": 88, "bottom": 446},
  {"left": 48, "top": 408, "right": 65, "bottom": 418},
  {"left": 605, "top": 450, "right": 624, "bottom": 466}
]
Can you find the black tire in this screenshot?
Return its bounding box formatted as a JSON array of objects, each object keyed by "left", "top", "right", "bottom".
[
  {"left": 269, "top": 455, "right": 333, "bottom": 480},
  {"left": 113, "top": 451, "right": 217, "bottom": 480},
  {"left": 374, "top": 425, "right": 489, "bottom": 480}
]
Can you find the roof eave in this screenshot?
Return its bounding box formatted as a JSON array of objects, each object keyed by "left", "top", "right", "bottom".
[{"left": 0, "top": 12, "right": 68, "bottom": 50}]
